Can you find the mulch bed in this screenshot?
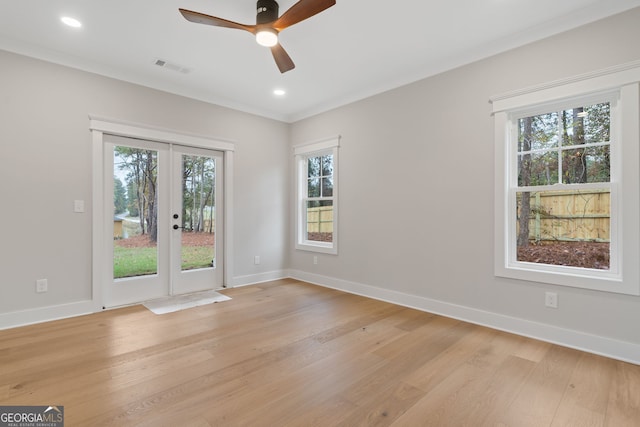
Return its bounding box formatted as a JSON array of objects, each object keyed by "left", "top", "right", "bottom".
[
  {"left": 306, "top": 232, "right": 333, "bottom": 242},
  {"left": 115, "top": 232, "right": 214, "bottom": 248},
  {"left": 517, "top": 241, "right": 609, "bottom": 270}
]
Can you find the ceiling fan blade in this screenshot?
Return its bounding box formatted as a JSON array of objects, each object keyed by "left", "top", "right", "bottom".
[
  {"left": 179, "top": 8, "right": 256, "bottom": 33},
  {"left": 274, "top": 0, "right": 336, "bottom": 31},
  {"left": 271, "top": 44, "right": 295, "bottom": 73}
]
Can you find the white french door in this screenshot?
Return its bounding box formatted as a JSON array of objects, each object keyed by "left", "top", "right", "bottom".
[
  {"left": 103, "top": 135, "right": 223, "bottom": 307},
  {"left": 171, "top": 146, "right": 224, "bottom": 295}
]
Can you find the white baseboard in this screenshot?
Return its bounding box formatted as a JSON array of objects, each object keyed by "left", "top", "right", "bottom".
[
  {"left": 289, "top": 270, "right": 640, "bottom": 365},
  {"left": 0, "top": 300, "right": 98, "bottom": 331},
  {"left": 228, "top": 269, "right": 289, "bottom": 288}
]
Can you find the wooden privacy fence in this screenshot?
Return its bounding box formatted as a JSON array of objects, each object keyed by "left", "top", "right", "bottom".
[
  {"left": 517, "top": 189, "right": 610, "bottom": 242},
  {"left": 307, "top": 206, "right": 334, "bottom": 233}
]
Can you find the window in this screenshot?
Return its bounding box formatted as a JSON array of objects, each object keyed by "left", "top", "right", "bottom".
[
  {"left": 514, "top": 99, "right": 612, "bottom": 270},
  {"left": 294, "top": 137, "right": 340, "bottom": 254},
  {"left": 492, "top": 62, "right": 640, "bottom": 295}
]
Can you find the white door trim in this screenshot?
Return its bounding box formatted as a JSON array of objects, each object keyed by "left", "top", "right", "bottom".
[{"left": 90, "top": 116, "right": 235, "bottom": 309}]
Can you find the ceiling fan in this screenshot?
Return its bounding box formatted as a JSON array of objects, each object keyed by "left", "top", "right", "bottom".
[{"left": 179, "top": 0, "right": 336, "bottom": 73}]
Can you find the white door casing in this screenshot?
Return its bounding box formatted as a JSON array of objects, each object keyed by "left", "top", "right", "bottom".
[{"left": 90, "top": 117, "right": 235, "bottom": 309}]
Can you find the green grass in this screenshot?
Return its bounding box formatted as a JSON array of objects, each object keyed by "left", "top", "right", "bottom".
[
  {"left": 181, "top": 246, "right": 215, "bottom": 270},
  {"left": 113, "top": 246, "right": 214, "bottom": 279},
  {"left": 114, "top": 246, "right": 158, "bottom": 278}
]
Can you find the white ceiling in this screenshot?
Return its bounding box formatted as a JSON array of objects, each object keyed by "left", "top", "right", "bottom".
[{"left": 1, "top": 0, "right": 639, "bottom": 122}]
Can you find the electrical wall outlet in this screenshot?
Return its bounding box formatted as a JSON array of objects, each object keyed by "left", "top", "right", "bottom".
[
  {"left": 36, "top": 279, "right": 48, "bottom": 293},
  {"left": 313, "top": 256, "right": 318, "bottom": 265},
  {"left": 545, "top": 291, "right": 558, "bottom": 308},
  {"left": 254, "top": 255, "right": 260, "bottom": 265}
]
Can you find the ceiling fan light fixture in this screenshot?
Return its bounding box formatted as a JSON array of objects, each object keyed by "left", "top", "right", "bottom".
[
  {"left": 179, "top": 0, "right": 336, "bottom": 73},
  {"left": 256, "top": 29, "right": 278, "bottom": 47}
]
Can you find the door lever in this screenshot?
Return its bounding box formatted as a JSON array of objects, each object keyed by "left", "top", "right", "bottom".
[{"left": 173, "top": 224, "right": 193, "bottom": 231}]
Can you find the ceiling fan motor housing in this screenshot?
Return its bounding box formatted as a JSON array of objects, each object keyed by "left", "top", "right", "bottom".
[{"left": 256, "top": 0, "right": 279, "bottom": 24}]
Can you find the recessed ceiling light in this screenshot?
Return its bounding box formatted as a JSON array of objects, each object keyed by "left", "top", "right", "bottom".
[
  {"left": 61, "top": 16, "right": 82, "bottom": 28},
  {"left": 273, "top": 89, "right": 286, "bottom": 96}
]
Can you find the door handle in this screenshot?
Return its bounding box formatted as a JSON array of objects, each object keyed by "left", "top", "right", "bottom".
[{"left": 173, "top": 224, "right": 193, "bottom": 231}]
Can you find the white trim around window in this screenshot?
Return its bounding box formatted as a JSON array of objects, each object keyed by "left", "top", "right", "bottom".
[
  {"left": 294, "top": 136, "right": 340, "bottom": 254},
  {"left": 491, "top": 62, "right": 640, "bottom": 295}
]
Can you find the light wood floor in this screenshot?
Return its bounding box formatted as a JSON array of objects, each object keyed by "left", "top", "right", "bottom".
[{"left": 1, "top": 279, "right": 639, "bottom": 426}]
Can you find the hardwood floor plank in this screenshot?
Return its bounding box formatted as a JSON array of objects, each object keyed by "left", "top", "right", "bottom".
[
  {"left": 342, "top": 318, "right": 472, "bottom": 409},
  {"left": 281, "top": 395, "right": 358, "bottom": 427},
  {"left": 551, "top": 352, "right": 614, "bottom": 427},
  {"left": 336, "top": 381, "right": 426, "bottom": 427},
  {"left": 604, "top": 360, "right": 640, "bottom": 426},
  {"left": 496, "top": 345, "right": 582, "bottom": 426},
  {"left": 390, "top": 335, "right": 536, "bottom": 426},
  {"left": 200, "top": 312, "right": 408, "bottom": 425},
  {"left": 403, "top": 324, "right": 498, "bottom": 392}
]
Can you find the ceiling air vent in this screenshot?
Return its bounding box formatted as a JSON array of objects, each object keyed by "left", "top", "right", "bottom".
[{"left": 154, "top": 58, "right": 191, "bottom": 74}]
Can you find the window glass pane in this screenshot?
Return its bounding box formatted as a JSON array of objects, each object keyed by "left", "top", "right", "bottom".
[
  {"left": 562, "top": 146, "right": 610, "bottom": 184},
  {"left": 322, "top": 177, "right": 333, "bottom": 197},
  {"left": 518, "top": 151, "right": 559, "bottom": 186},
  {"left": 585, "top": 145, "right": 610, "bottom": 183},
  {"left": 322, "top": 155, "right": 333, "bottom": 176},
  {"left": 559, "top": 105, "right": 609, "bottom": 146},
  {"left": 308, "top": 178, "right": 320, "bottom": 197},
  {"left": 518, "top": 112, "right": 559, "bottom": 152},
  {"left": 306, "top": 200, "right": 333, "bottom": 243},
  {"left": 308, "top": 156, "right": 321, "bottom": 178},
  {"left": 583, "top": 102, "right": 611, "bottom": 144},
  {"left": 516, "top": 189, "right": 610, "bottom": 269}
]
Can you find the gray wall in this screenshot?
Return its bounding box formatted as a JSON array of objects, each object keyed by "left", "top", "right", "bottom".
[
  {"left": 289, "top": 8, "right": 640, "bottom": 346},
  {"left": 0, "top": 50, "right": 290, "bottom": 314}
]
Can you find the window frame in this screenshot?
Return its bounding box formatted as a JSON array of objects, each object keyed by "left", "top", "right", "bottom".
[
  {"left": 294, "top": 137, "right": 340, "bottom": 254},
  {"left": 492, "top": 62, "right": 640, "bottom": 295}
]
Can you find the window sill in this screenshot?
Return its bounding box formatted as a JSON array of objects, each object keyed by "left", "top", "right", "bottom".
[
  {"left": 495, "top": 262, "right": 640, "bottom": 295},
  {"left": 296, "top": 241, "right": 337, "bottom": 255}
]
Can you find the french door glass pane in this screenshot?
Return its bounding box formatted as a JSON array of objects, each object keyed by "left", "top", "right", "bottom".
[
  {"left": 181, "top": 155, "right": 216, "bottom": 271},
  {"left": 113, "top": 146, "right": 159, "bottom": 278}
]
